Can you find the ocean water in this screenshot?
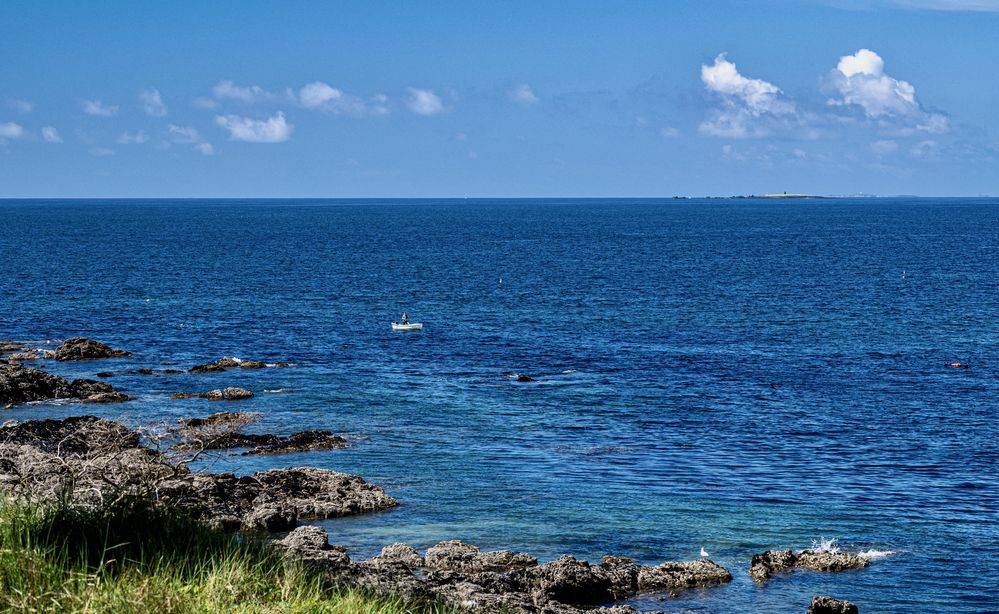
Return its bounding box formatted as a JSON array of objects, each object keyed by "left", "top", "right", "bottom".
[{"left": 1, "top": 198, "right": 997, "bottom": 613}]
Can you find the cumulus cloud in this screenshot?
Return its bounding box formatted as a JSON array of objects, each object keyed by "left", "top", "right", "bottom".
[
  {"left": 116, "top": 130, "right": 149, "bottom": 144},
  {"left": 8, "top": 99, "right": 33, "bottom": 113},
  {"left": 826, "top": 49, "right": 948, "bottom": 133},
  {"left": 139, "top": 88, "right": 167, "bottom": 116},
  {"left": 699, "top": 53, "right": 796, "bottom": 138},
  {"left": 41, "top": 126, "right": 61, "bottom": 143},
  {"left": 406, "top": 88, "right": 446, "bottom": 115},
  {"left": 0, "top": 121, "right": 26, "bottom": 143},
  {"left": 82, "top": 100, "right": 118, "bottom": 117},
  {"left": 214, "top": 111, "right": 292, "bottom": 142},
  {"left": 296, "top": 81, "right": 389, "bottom": 116},
  {"left": 510, "top": 84, "right": 539, "bottom": 105},
  {"left": 212, "top": 80, "right": 273, "bottom": 103}
]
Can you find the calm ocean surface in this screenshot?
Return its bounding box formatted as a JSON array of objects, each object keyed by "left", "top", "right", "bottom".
[{"left": 1, "top": 198, "right": 997, "bottom": 612}]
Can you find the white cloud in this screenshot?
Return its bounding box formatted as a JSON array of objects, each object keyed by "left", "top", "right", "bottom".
[
  {"left": 510, "top": 83, "right": 539, "bottom": 105},
  {"left": 212, "top": 80, "right": 272, "bottom": 102},
  {"left": 90, "top": 147, "right": 115, "bottom": 157},
  {"left": 214, "top": 111, "right": 292, "bottom": 142},
  {"left": 8, "top": 99, "right": 33, "bottom": 113},
  {"left": 296, "top": 81, "right": 389, "bottom": 116},
  {"left": 117, "top": 130, "right": 149, "bottom": 144},
  {"left": 0, "top": 121, "right": 26, "bottom": 143},
  {"left": 871, "top": 139, "right": 899, "bottom": 154},
  {"left": 168, "top": 124, "right": 201, "bottom": 143},
  {"left": 827, "top": 49, "right": 948, "bottom": 133},
  {"left": 699, "top": 53, "right": 795, "bottom": 138},
  {"left": 139, "top": 88, "right": 167, "bottom": 116},
  {"left": 41, "top": 126, "right": 61, "bottom": 143},
  {"left": 659, "top": 126, "right": 680, "bottom": 138},
  {"left": 195, "top": 142, "right": 215, "bottom": 155},
  {"left": 910, "top": 139, "right": 940, "bottom": 158},
  {"left": 193, "top": 96, "right": 219, "bottom": 109},
  {"left": 406, "top": 88, "right": 446, "bottom": 115},
  {"left": 82, "top": 100, "right": 118, "bottom": 117}
]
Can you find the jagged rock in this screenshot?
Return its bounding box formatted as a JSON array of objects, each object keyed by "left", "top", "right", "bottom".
[
  {"left": 53, "top": 338, "right": 131, "bottom": 361},
  {"left": 425, "top": 540, "right": 538, "bottom": 573},
  {"left": 239, "top": 360, "right": 267, "bottom": 369},
  {"left": 636, "top": 560, "right": 732, "bottom": 592},
  {"left": 796, "top": 550, "right": 869, "bottom": 573},
  {"left": 370, "top": 543, "right": 424, "bottom": 568},
  {"left": 189, "top": 357, "right": 281, "bottom": 373},
  {"left": 252, "top": 467, "right": 399, "bottom": 519},
  {"left": 8, "top": 351, "right": 38, "bottom": 361},
  {"left": 277, "top": 526, "right": 352, "bottom": 570},
  {"left": 242, "top": 431, "right": 349, "bottom": 455},
  {"left": 171, "top": 392, "right": 201, "bottom": 399},
  {"left": 0, "top": 364, "right": 130, "bottom": 405},
  {"left": 749, "top": 549, "right": 797, "bottom": 583},
  {"left": 171, "top": 387, "right": 254, "bottom": 401},
  {"left": 178, "top": 412, "right": 249, "bottom": 428},
  {"left": 80, "top": 391, "right": 134, "bottom": 403},
  {"left": 527, "top": 556, "right": 613, "bottom": 605},
  {"left": 189, "top": 363, "right": 226, "bottom": 374},
  {"left": 215, "top": 357, "right": 241, "bottom": 368},
  {"left": 242, "top": 504, "right": 297, "bottom": 532},
  {"left": 0, "top": 416, "right": 139, "bottom": 455},
  {"left": 599, "top": 556, "right": 640, "bottom": 597},
  {"left": 807, "top": 595, "right": 859, "bottom": 614}
]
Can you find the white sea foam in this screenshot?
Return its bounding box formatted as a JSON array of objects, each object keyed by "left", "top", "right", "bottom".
[
  {"left": 858, "top": 548, "right": 897, "bottom": 560},
  {"left": 808, "top": 538, "right": 841, "bottom": 553},
  {"left": 264, "top": 388, "right": 292, "bottom": 393},
  {"left": 561, "top": 369, "right": 577, "bottom": 374}
]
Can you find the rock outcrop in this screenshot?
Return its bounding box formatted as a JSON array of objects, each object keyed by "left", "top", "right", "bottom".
[
  {"left": 749, "top": 549, "right": 869, "bottom": 584},
  {"left": 0, "top": 416, "right": 397, "bottom": 532},
  {"left": 171, "top": 387, "right": 254, "bottom": 401},
  {"left": 173, "top": 412, "right": 349, "bottom": 455},
  {"left": 0, "top": 363, "right": 133, "bottom": 405},
  {"left": 275, "top": 530, "right": 727, "bottom": 614},
  {"left": 53, "top": 338, "right": 131, "bottom": 361},
  {"left": 189, "top": 357, "right": 290, "bottom": 374},
  {"left": 807, "top": 595, "right": 859, "bottom": 614}
]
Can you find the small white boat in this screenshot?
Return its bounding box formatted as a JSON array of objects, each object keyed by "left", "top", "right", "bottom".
[{"left": 391, "top": 322, "right": 423, "bottom": 331}]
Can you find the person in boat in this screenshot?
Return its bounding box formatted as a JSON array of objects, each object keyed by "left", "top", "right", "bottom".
[{"left": 401, "top": 312, "right": 408, "bottom": 325}]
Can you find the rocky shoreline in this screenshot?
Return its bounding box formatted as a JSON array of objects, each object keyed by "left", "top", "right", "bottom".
[{"left": 1, "top": 338, "right": 874, "bottom": 612}]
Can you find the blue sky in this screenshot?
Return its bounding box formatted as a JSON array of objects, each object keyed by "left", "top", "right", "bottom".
[{"left": 1, "top": 0, "right": 997, "bottom": 197}]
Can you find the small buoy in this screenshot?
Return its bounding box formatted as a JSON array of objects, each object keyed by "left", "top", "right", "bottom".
[{"left": 700, "top": 547, "right": 709, "bottom": 558}]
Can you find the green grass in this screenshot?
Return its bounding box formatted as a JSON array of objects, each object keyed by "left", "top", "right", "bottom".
[{"left": 0, "top": 499, "right": 448, "bottom": 614}]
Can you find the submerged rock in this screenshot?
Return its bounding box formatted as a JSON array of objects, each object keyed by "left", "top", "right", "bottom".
[
  {"left": 807, "top": 596, "right": 859, "bottom": 614},
  {"left": 189, "top": 357, "right": 285, "bottom": 373},
  {"left": 53, "top": 338, "right": 131, "bottom": 361},
  {"left": 177, "top": 411, "right": 250, "bottom": 428}
]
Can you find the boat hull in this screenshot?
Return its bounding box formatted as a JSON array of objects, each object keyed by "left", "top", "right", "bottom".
[{"left": 391, "top": 322, "right": 423, "bottom": 330}]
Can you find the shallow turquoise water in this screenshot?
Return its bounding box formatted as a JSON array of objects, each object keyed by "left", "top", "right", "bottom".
[{"left": 1, "top": 198, "right": 997, "bottom": 612}]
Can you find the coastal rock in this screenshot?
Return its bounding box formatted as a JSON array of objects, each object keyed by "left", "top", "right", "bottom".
[
  {"left": 252, "top": 467, "right": 399, "bottom": 519},
  {"left": 80, "top": 391, "right": 135, "bottom": 403},
  {"left": 516, "top": 375, "right": 536, "bottom": 382},
  {"left": 807, "top": 596, "right": 859, "bottom": 614},
  {"left": 0, "top": 415, "right": 139, "bottom": 454},
  {"left": 215, "top": 357, "right": 242, "bottom": 368},
  {"left": 242, "top": 503, "right": 297, "bottom": 532},
  {"left": 53, "top": 337, "right": 131, "bottom": 361},
  {"left": 0, "top": 364, "right": 131, "bottom": 405},
  {"left": 189, "top": 357, "right": 284, "bottom": 373},
  {"left": 239, "top": 360, "right": 267, "bottom": 369},
  {"left": 599, "top": 556, "right": 640, "bottom": 597},
  {"left": 277, "top": 526, "right": 352, "bottom": 570},
  {"left": 796, "top": 550, "right": 869, "bottom": 573},
  {"left": 171, "top": 387, "right": 254, "bottom": 401},
  {"left": 527, "top": 556, "right": 613, "bottom": 605},
  {"left": 370, "top": 543, "right": 424, "bottom": 568},
  {"left": 749, "top": 549, "right": 797, "bottom": 583},
  {"left": 636, "top": 560, "right": 732, "bottom": 592},
  {"left": 241, "top": 430, "right": 349, "bottom": 455},
  {"left": 177, "top": 412, "right": 251, "bottom": 428},
  {"left": 8, "top": 351, "right": 39, "bottom": 361},
  {"left": 425, "top": 540, "right": 538, "bottom": 573},
  {"left": 95, "top": 371, "right": 114, "bottom": 378},
  {"left": 189, "top": 363, "right": 226, "bottom": 374}
]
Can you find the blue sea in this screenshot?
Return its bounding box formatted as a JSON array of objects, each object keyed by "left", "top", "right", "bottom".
[{"left": 1, "top": 198, "right": 997, "bottom": 612}]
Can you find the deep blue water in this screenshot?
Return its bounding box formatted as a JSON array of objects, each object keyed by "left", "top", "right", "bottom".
[{"left": 1, "top": 198, "right": 997, "bottom": 612}]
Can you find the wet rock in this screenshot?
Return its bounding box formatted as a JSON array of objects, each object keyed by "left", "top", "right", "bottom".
[
  {"left": 516, "top": 375, "right": 536, "bottom": 382},
  {"left": 527, "top": 556, "right": 613, "bottom": 605},
  {"left": 239, "top": 360, "right": 267, "bottom": 369},
  {"left": 189, "top": 363, "right": 226, "bottom": 374},
  {"left": 749, "top": 549, "right": 797, "bottom": 583},
  {"left": 8, "top": 351, "right": 39, "bottom": 361},
  {"left": 80, "top": 391, "right": 134, "bottom": 403},
  {"left": 796, "top": 550, "right": 869, "bottom": 573},
  {"left": 636, "top": 560, "right": 732, "bottom": 592},
  {"left": 807, "top": 595, "right": 859, "bottom": 614},
  {"left": 135, "top": 368, "right": 155, "bottom": 375},
  {"left": 189, "top": 357, "right": 282, "bottom": 373},
  {"left": 425, "top": 540, "right": 538, "bottom": 573},
  {"left": 171, "top": 387, "right": 254, "bottom": 401},
  {"left": 95, "top": 371, "right": 114, "bottom": 378},
  {"left": 1, "top": 364, "right": 131, "bottom": 405},
  {"left": 53, "top": 338, "right": 131, "bottom": 361},
  {"left": 178, "top": 412, "right": 250, "bottom": 428},
  {"left": 161, "top": 369, "right": 185, "bottom": 375},
  {"left": 215, "top": 357, "right": 241, "bottom": 368},
  {"left": 241, "top": 430, "right": 349, "bottom": 455},
  {"left": 599, "top": 556, "right": 640, "bottom": 597}
]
